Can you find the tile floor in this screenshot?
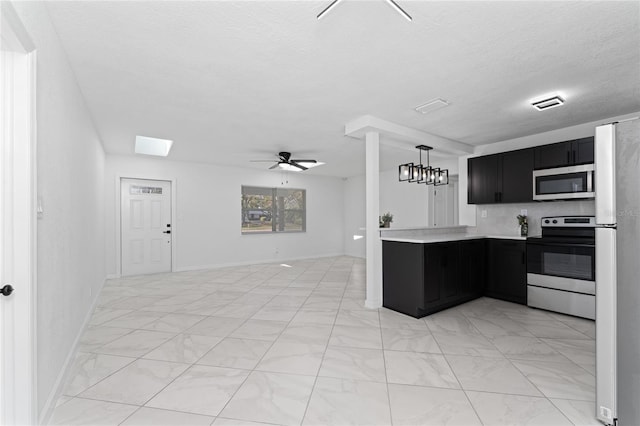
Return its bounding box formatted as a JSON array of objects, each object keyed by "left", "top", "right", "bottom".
[{"left": 49, "top": 256, "right": 600, "bottom": 425}]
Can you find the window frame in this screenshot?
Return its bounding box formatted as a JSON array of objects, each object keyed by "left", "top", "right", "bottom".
[{"left": 241, "top": 185, "right": 306, "bottom": 234}]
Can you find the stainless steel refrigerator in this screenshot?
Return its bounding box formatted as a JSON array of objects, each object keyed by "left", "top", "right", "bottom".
[{"left": 595, "top": 118, "right": 640, "bottom": 426}]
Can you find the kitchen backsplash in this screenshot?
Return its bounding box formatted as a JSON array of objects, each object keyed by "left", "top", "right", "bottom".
[{"left": 474, "top": 200, "right": 595, "bottom": 237}]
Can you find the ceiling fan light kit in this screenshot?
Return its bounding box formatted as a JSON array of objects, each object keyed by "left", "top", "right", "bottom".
[
  {"left": 398, "top": 145, "right": 449, "bottom": 186},
  {"left": 317, "top": 0, "right": 412, "bottom": 21}
]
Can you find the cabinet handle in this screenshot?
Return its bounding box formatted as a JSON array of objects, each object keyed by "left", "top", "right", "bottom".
[{"left": 567, "top": 151, "right": 570, "bottom": 164}]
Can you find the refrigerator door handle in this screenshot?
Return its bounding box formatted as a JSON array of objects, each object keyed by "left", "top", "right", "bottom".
[{"left": 595, "top": 124, "right": 616, "bottom": 224}]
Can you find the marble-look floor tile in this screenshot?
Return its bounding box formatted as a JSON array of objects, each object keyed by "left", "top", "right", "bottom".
[
  {"left": 303, "top": 296, "right": 342, "bottom": 310},
  {"left": 143, "top": 333, "right": 223, "bottom": 363},
  {"left": 550, "top": 398, "right": 600, "bottom": 425},
  {"left": 466, "top": 391, "right": 572, "bottom": 425},
  {"left": 79, "top": 359, "right": 189, "bottom": 405},
  {"left": 446, "top": 355, "right": 542, "bottom": 396},
  {"left": 290, "top": 309, "right": 337, "bottom": 326},
  {"left": 140, "top": 313, "right": 207, "bottom": 333},
  {"left": 197, "top": 337, "right": 272, "bottom": 369},
  {"left": 319, "top": 346, "right": 386, "bottom": 383},
  {"left": 379, "top": 309, "right": 430, "bottom": 331},
  {"left": 210, "top": 303, "right": 263, "bottom": 319},
  {"left": 95, "top": 330, "right": 175, "bottom": 357},
  {"left": 388, "top": 383, "right": 481, "bottom": 425},
  {"left": 425, "top": 312, "right": 481, "bottom": 335},
  {"left": 542, "top": 338, "right": 596, "bottom": 366},
  {"left": 251, "top": 305, "right": 298, "bottom": 322},
  {"left": 267, "top": 295, "right": 308, "bottom": 308},
  {"left": 256, "top": 341, "right": 325, "bottom": 376},
  {"left": 489, "top": 335, "right": 570, "bottom": 362},
  {"left": 230, "top": 319, "right": 288, "bottom": 341},
  {"left": 303, "top": 377, "right": 391, "bottom": 425},
  {"left": 335, "top": 309, "right": 380, "bottom": 328},
  {"left": 120, "top": 407, "right": 215, "bottom": 426},
  {"left": 381, "top": 327, "right": 441, "bottom": 353},
  {"left": 466, "top": 315, "right": 535, "bottom": 338},
  {"left": 433, "top": 331, "right": 503, "bottom": 358},
  {"left": 278, "top": 324, "right": 333, "bottom": 345},
  {"left": 212, "top": 418, "right": 280, "bottom": 426},
  {"left": 62, "top": 352, "right": 134, "bottom": 396},
  {"left": 49, "top": 397, "right": 138, "bottom": 426},
  {"left": 219, "top": 371, "right": 315, "bottom": 426},
  {"left": 77, "top": 326, "right": 132, "bottom": 351},
  {"left": 101, "top": 311, "right": 167, "bottom": 329},
  {"left": 329, "top": 324, "right": 383, "bottom": 349},
  {"left": 146, "top": 365, "right": 249, "bottom": 416},
  {"left": 512, "top": 359, "right": 596, "bottom": 400},
  {"left": 384, "top": 350, "right": 459, "bottom": 389},
  {"left": 514, "top": 318, "right": 591, "bottom": 340},
  {"left": 106, "top": 296, "right": 164, "bottom": 310},
  {"left": 339, "top": 297, "right": 368, "bottom": 311},
  {"left": 186, "top": 317, "right": 245, "bottom": 337}
]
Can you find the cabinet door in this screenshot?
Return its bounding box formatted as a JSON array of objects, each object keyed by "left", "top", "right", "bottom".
[
  {"left": 501, "top": 148, "right": 534, "bottom": 203},
  {"left": 460, "top": 239, "right": 486, "bottom": 299},
  {"left": 534, "top": 141, "right": 572, "bottom": 169},
  {"left": 468, "top": 154, "right": 501, "bottom": 204},
  {"left": 424, "top": 242, "right": 460, "bottom": 311},
  {"left": 383, "top": 241, "right": 425, "bottom": 317},
  {"left": 572, "top": 137, "right": 594, "bottom": 165},
  {"left": 487, "top": 239, "right": 527, "bottom": 305}
]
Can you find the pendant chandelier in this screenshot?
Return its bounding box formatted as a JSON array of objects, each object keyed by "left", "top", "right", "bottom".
[{"left": 398, "top": 145, "right": 449, "bottom": 186}]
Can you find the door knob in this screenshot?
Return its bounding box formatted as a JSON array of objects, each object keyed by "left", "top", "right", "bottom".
[
  {"left": 1, "top": 284, "right": 14, "bottom": 296},
  {"left": 163, "top": 230, "right": 171, "bottom": 234}
]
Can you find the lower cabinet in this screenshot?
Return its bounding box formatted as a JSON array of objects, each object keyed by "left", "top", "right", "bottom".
[
  {"left": 383, "top": 239, "right": 487, "bottom": 318},
  {"left": 486, "top": 239, "right": 527, "bottom": 305}
]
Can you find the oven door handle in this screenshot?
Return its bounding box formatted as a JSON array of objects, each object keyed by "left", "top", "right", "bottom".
[{"left": 526, "top": 241, "right": 595, "bottom": 248}]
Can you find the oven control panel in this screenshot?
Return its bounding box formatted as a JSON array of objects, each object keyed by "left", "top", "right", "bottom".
[{"left": 541, "top": 216, "right": 596, "bottom": 228}]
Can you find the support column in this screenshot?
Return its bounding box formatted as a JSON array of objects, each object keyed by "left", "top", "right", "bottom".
[{"left": 365, "top": 131, "right": 382, "bottom": 309}]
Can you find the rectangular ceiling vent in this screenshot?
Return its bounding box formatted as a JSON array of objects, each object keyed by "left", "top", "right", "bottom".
[
  {"left": 415, "top": 98, "right": 450, "bottom": 114},
  {"left": 531, "top": 95, "right": 564, "bottom": 111}
]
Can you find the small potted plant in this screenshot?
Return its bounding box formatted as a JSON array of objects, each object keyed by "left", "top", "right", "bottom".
[
  {"left": 380, "top": 212, "right": 393, "bottom": 228},
  {"left": 517, "top": 214, "right": 528, "bottom": 237}
]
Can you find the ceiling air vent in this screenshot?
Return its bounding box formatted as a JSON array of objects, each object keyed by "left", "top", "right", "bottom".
[
  {"left": 415, "top": 98, "right": 450, "bottom": 114},
  {"left": 531, "top": 95, "right": 564, "bottom": 111}
]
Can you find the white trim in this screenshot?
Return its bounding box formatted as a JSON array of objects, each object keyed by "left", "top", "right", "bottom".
[
  {"left": 115, "top": 175, "right": 177, "bottom": 276},
  {"left": 0, "top": 3, "right": 37, "bottom": 423},
  {"left": 38, "top": 278, "right": 107, "bottom": 425}
]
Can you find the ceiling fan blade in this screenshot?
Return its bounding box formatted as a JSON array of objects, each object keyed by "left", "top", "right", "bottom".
[
  {"left": 290, "top": 159, "right": 317, "bottom": 164},
  {"left": 268, "top": 163, "right": 280, "bottom": 170},
  {"left": 289, "top": 161, "right": 308, "bottom": 171}
]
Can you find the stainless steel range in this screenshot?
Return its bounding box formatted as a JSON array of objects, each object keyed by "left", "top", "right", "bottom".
[{"left": 526, "top": 216, "right": 595, "bottom": 319}]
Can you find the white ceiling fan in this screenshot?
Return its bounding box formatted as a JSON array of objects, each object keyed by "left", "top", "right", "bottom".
[
  {"left": 250, "top": 152, "right": 321, "bottom": 171},
  {"left": 317, "top": 0, "right": 412, "bottom": 21}
]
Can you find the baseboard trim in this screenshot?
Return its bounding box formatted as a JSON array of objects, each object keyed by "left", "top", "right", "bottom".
[
  {"left": 105, "top": 273, "right": 120, "bottom": 279},
  {"left": 174, "top": 252, "right": 352, "bottom": 273},
  {"left": 38, "top": 277, "right": 107, "bottom": 425}
]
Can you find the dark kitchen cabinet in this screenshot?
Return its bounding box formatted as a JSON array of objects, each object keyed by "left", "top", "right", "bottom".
[
  {"left": 534, "top": 137, "right": 594, "bottom": 169},
  {"left": 383, "top": 239, "right": 487, "bottom": 318},
  {"left": 468, "top": 148, "right": 535, "bottom": 204},
  {"left": 468, "top": 154, "right": 501, "bottom": 204},
  {"left": 486, "top": 239, "right": 527, "bottom": 305},
  {"left": 459, "top": 239, "right": 487, "bottom": 299}
]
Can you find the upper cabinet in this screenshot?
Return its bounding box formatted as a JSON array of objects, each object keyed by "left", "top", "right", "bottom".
[
  {"left": 468, "top": 148, "right": 534, "bottom": 204},
  {"left": 534, "top": 137, "right": 594, "bottom": 169},
  {"left": 468, "top": 136, "right": 594, "bottom": 205}
]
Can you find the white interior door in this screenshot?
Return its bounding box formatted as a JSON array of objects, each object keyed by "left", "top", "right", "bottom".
[
  {"left": 428, "top": 176, "right": 459, "bottom": 227},
  {"left": 0, "top": 4, "right": 37, "bottom": 424},
  {"left": 121, "top": 178, "right": 172, "bottom": 276}
]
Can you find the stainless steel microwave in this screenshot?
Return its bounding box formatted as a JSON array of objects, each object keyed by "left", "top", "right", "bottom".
[{"left": 533, "top": 164, "right": 595, "bottom": 201}]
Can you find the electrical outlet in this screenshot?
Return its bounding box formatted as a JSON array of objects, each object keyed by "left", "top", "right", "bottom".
[
  {"left": 520, "top": 209, "right": 528, "bottom": 216},
  {"left": 481, "top": 209, "right": 488, "bottom": 218}
]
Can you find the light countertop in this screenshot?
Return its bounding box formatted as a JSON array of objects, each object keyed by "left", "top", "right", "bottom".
[{"left": 381, "top": 233, "right": 527, "bottom": 243}]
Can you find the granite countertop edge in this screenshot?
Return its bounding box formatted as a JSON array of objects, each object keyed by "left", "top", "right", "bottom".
[{"left": 381, "top": 233, "right": 527, "bottom": 243}]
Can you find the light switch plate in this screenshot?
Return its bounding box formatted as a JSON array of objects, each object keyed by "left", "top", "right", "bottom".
[
  {"left": 520, "top": 209, "right": 528, "bottom": 216},
  {"left": 481, "top": 209, "right": 488, "bottom": 218}
]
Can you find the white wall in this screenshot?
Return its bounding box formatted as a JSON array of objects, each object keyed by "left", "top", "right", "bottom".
[
  {"left": 11, "top": 1, "right": 107, "bottom": 418},
  {"left": 343, "top": 155, "right": 460, "bottom": 258},
  {"left": 105, "top": 155, "right": 345, "bottom": 274},
  {"left": 458, "top": 111, "right": 640, "bottom": 226}
]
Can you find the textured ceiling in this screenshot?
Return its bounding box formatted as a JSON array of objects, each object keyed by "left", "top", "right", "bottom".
[{"left": 45, "top": 1, "right": 640, "bottom": 177}]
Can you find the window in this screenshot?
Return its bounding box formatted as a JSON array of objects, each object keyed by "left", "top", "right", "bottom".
[{"left": 241, "top": 186, "right": 306, "bottom": 234}]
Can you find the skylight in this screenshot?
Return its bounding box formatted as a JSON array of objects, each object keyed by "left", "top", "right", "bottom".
[{"left": 135, "top": 136, "right": 173, "bottom": 157}]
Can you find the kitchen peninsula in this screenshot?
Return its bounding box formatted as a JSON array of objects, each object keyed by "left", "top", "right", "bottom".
[{"left": 381, "top": 226, "right": 527, "bottom": 318}]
